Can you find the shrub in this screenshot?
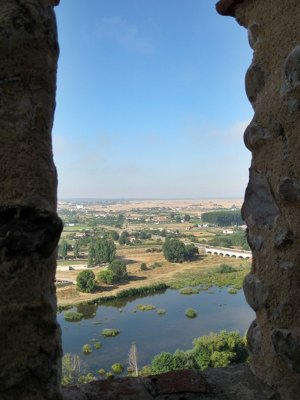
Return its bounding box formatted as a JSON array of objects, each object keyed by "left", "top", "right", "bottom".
[
  {"left": 150, "top": 331, "right": 248, "bottom": 375},
  {"left": 76, "top": 270, "right": 96, "bottom": 293},
  {"left": 157, "top": 309, "right": 166, "bottom": 315},
  {"left": 180, "top": 287, "right": 199, "bottom": 295},
  {"left": 108, "top": 260, "right": 127, "bottom": 282},
  {"left": 149, "top": 262, "right": 162, "bottom": 269},
  {"left": 228, "top": 288, "right": 238, "bottom": 295},
  {"left": 94, "top": 341, "right": 102, "bottom": 350},
  {"left": 136, "top": 304, "right": 156, "bottom": 311},
  {"left": 82, "top": 344, "right": 93, "bottom": 354},
  {"left": 217, "top": 264, "right": 237, "bottom": 274},
  {"left": 111, "top": 363, "right": 124, "bottom": 374},
  {"left": 97, "top": 270, "right": 115, "bottom": 284},
  {"left": 185, "top": 308, "right": 197, "bottom": 318},
  {"left": 98, "top": 368, "right": 106, "bottom": 375},
  {"left": 106, "top": 372, "right": 114, "bottom": 379},
  {"left": 64, "top": 311, "right": 83, "bottom": 322},
  {"left": 140, "top": 263, "right": 148, "bottom": 271},
  {"left": 102, "top": 328, "right": 120, "bottom": 337},
  {"left": 78, "top": 373, "right": 95, "bottom": 384}
]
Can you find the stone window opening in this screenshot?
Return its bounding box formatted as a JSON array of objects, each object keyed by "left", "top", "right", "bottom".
[{"left": 0, "top": 1, "right": 299, "bottom": 399}]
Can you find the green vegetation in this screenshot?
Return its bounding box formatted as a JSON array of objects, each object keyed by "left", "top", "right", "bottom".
[
  {"left": 58, "top": 239, "right": 70, "bottom": 260},
  {"left": 217, "top": 264, "right": 237, "bottom": 273},
  {"left": 180, "top": 287, "right": 200, "bottom": 295},
  {"left": 119, "top": 231, "right": 130, "bottom": 245},
  {"left": 136, "top": 304, "right": 156, "bottom": 311},
  {"left": 228, "top": 288, "right": 238, "bottom": 295},
  {"left": 108, "top": 259, "right": 128, "bottom": 281},
  {"left": 98, "top": 368, "right": 106, "bottom": 375},
  {"left": 62, "top": 353, "right": 95, "bottom": 386},
  {"left": 82, "top": 344, "right": 93, "bottom": 354},
  {"left": 208, "top": 230, "right": 250, "bottom": 250},
  {"left": 149, "top": 331, "right": 247, "bottom": 374},
  {"left": 88, "top": 238, "right": 116, "bottom": 266},
  {"left": 102, "top": 328, "right": 120, "bottom": 337},
  {"left": 64, "top": 311, "right": 83, "bottom": 322},
  {"left": 140, "top": 262, "right": 148, "bottom": 271},
  {"left": 111, "top": 363, "right": 124, "bottom": 374},
  {"left": 168, "top": 262, "right": 250, "bottom": 291},
  {"left": 97, "top": 270, "right": 115, "bottom": 284},
  {"left": 201, "top": 210, "right": 243, "bottom": 226},
  {"left": 106, "top": 372, "right": 114, "bottom": 379},
  {"left": 76, "top": 270, "right": 96, "bottom": 293},
  {"left": 163, "top": 238, "right": 198, "bottom": 263},
  {"left": 185, "top": 308, "right": 197, "bottom": 318},
  {"left": 157, "top": 309, "right": 166, "bottom": 315},
  {"left": 93, "top": 341, "right": 102, "bottom": 350}
]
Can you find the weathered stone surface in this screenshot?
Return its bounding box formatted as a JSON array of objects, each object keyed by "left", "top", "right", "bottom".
[
  {"left": 244, "top": 122, "right": 273, "bottom": 151},
  {"left": 281, "top": 46, "right": 300, "bottom": 112},
  {"left": 246, "top": 231, "right": 264, "bottom": 251},
  {"left": 243, "top": 273, "right": 269, "bottom": 311},
  {"left": 0, "top": 205, "right": 62, "bottom": 259},
  {"left": 278, "top": 177, "right": 300, "bottom": 204},
  {"left": 271, "top": 329, "right": 300, "bottom": 373},
  {"left": 248, "top": 23, "right": 260, "bottom": 49},
  {"left": 274, "top": 229, "right": 294, "bottom": 248},
  {"left": 278, "top": 260, "right": 294, "bottom": 270},
  {"left": 247, "top": 319, "right": 262, "bottom": 355},
  {"left": 245, "top": 62, "right": 265, "bottom": 105},
  {"left": 215, "top": 0, "right": 245, "bottom": 17},
  {"left": 242, "top": 171, "right": 279, "bottom": 229},
  {"left": 63, "top": 366, "right": 280, "bottom": 400}
]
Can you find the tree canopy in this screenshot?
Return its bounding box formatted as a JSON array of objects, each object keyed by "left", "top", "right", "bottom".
[
  {"left": 88, "top": 238, "right": 116, "bottom": 266},
  {"left": 201, "top": 210, "right": 244, "bottom": 226},
  {"left": 163, "top": 238, "right": 198, "bottom": 263},
  {"left": 76, "top": 270, "right": 96, "bottom": 293}
]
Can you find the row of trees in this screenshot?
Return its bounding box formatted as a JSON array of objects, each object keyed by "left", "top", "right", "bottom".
[
  {"left": 201, "top": 211, "right": 244, "bottom": 226},
  {"left": 162, "top": 238, "right": 198, "bottom": 263}
]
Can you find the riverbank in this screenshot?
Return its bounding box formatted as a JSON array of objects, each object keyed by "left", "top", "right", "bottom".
[{"left": 56, "top": 252, "right": 250, "bottom": 308}]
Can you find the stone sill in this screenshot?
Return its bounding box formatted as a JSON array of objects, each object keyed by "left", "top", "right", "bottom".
[{"left": 63, "top": 364, "right": 280, "bottom": 400}]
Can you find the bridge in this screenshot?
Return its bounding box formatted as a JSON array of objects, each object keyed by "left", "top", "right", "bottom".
[{"left": 199, "top": 245, "right": 252, "bottom": 259}]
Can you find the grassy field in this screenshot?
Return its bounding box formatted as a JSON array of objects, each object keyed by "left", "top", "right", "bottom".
[{"left": 56, "top": 248, "right": 250, "bottom": 307}]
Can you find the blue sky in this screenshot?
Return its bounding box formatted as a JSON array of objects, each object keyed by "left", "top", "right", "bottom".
[{"left": 53, "top": 0, "right": 253, "bottom": 199}]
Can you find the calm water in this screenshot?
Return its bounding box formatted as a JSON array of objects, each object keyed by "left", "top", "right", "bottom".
[{"left": 58, "top": 287, "right": 254, "bottom": 373}]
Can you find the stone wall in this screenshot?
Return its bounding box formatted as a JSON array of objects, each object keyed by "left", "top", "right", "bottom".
[
  {"left": 0, "top": 1, "right": 62, "bottom": 399},
  {"left": 217, "top": 0, "right": 300, "bottom": 398}
]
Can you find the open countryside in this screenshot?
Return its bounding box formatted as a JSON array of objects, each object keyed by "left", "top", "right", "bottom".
[{"left": 56, "top": 198, "right": 253, "bottom": 383}]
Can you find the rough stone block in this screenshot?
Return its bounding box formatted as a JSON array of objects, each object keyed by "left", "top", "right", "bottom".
[
  {"left": 247, "top": 319, "right": 262, "bottom": 355},
  {"left": 242, "top": 170, "right": 279, "bottom": 229},
  {"left": 245, "top": 62, "right": 265, "bottom": 105},
  {"left": 243, "top": 273, "right": 269, "bottom": 311},
  {"left": 248, "top": 23, "right": 260, "bottom": 49},
  {"left": 244, "top": 122, "right": 273, "bottom": 151},
  {"left": 271, "top": 329, "right": 300, "bottom": 373},
  {"left": 278, "top": 177, "right": 300, "bottom": 204},
  {"left": 281, "top": 46, "right": 300, "bottom": 112}
]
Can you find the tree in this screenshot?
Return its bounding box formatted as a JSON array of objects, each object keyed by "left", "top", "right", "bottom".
[
  {"left": 108, "top": 230, "right": 119, "bottom": 241},
  {"left": 128, "top": 342, "right": 138, "bottom": 377},
  {"left": 163, "top": 238, "right": 186, "bottom": 263},
  {"left": 185, "top": 244, "right": 199, "bottom": 260},
  {"left": 59, "top": 239, "right": 68, "bottom": 260},
  {"left": 76, "top": 270, "right": 96, "bottom": 293},
  {"left": 61, "top": 353, "right": 88, "bottom": 386},
  {"left": 73, "top": 240, "right": 80, "bottom": 259},
  {"left": 119, "top": 231, "right": 130, "bottom": 245},
  {"left": 108, "top": 259, "right": 127, "bottom": 281},
  {"left": 88, "top": 238, "right": 116, "bottom": 266},
  {"left": 184, "top": 214, "right": 191, "bottom": 222}
]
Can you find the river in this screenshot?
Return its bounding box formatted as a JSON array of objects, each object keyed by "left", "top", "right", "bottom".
[{"left": 58, "top": 287, "right": 254, "bottom": 374}]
